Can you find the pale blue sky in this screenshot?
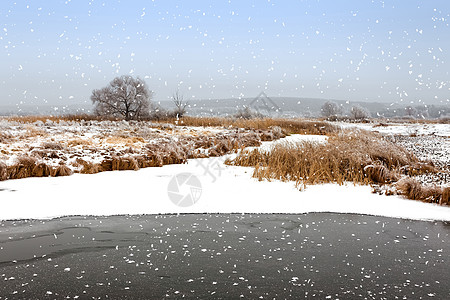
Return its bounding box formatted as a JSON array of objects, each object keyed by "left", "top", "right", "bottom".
[{"left": 1, "top": 0, "right": 449, "bottom": 107}]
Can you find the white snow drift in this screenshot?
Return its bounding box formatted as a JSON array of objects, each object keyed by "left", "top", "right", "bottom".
[{"left": 0, "top": 133, "right": 449, "bottom": 222}]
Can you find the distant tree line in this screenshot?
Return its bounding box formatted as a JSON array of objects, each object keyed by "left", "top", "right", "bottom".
[
  {"left": 320, "top": 101, "right": 370, "bottom": 120},
  {"left": 91, "top": 75, "right": 449, "bottom": 121}
]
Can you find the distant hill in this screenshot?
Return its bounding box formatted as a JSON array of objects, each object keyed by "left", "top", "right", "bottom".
[
  {"left": 159, "top": 97, "right": 449, "bottom": 119},
  {"left": 1, "top": 97, "right": 448, "bottom": 119}
]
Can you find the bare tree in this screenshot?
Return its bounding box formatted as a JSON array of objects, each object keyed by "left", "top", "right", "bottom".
[
  {"left": 234, "top": 106, "right": 264, "bottom": 120},
  {"left": 172, "top": 91, "right": 188, "bottom": 118},
  {"left": 350, "top": 105, "right": 370, "bottom": 120},
  {"left": 404, "top": 106, "right": 417, "bottom": 118},
  {"left": 321, "top": 101, "right": 342, "bottom": 118},
  {"left": 91, "top": 75, "right": 152, "bottom": 120}
]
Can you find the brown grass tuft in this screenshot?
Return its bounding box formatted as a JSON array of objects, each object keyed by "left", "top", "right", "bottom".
[
  {"left": 113, "top": 156, "right": 139, "bottom": 171},
  {"left": 396, "top": 178, "right": 425, "bottom": 200},
  {"left": 31, "top": 162, "right": 52, "bottom": 177},
  {"left": 0, "top": 161, "right": 8, "bottom": 181},
  {"left": 76, "top": 159, "right": 100, "bottom": 174},
  {"left": 67, "top": 138, "right": 92, "bottom": 147},
  {"left": 145, "top": 142, "right": 188, "bottom": 166},
  {"left": 0, "top": 132, "right": 12, "bottom": 143},
  {"left": 22, "top": 126, "right": 47, "bottom": 138},
  {"left": 227, "top": 130, "right": 431, "bottom": 187},
  {"left": 402, "top": 163, "right": 439, "bottom": 176},
  {"left": 41, "top": 142, "right": 64, "bottom": 150},
  {"left": 101, "top": 156, "right": 140, "bottom": 171},
  {"left": 363, "top": 164, "right": 398, "bottom": 184},
  {"left": 53, "top": 165, "right": 73, "bottom": 177},
  {"left": 441, "top": 187, "right": 450, "bottom": 205},
  {"left": 396, "top": 177, "right": 443, "bottom": 203},
  {"left": 104, "top": 136, "right": 145, "bottom": 146},
  {"left": 7, "top": 156, "right": 37, "bottom": 179}
]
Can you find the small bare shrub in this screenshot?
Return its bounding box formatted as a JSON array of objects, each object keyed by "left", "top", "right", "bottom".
[
  {"left": 321, "top": 101, "right": 342, "bottom": 118},
  {"left": 350, "top": 105, "right": 370, "bottom": 120},
  {"left": 234, "top": 107, "right": 264, "bottom": 120}
]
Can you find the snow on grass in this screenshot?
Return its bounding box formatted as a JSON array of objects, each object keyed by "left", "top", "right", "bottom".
[
  {"left": 246, "top": 134, "right": 327, "bottom": 152},
  {"left": 0, "top": 135, "right": 448, "bottom": 222},
  {"left": 341, "top": 122, "right": 450, "bottom": 137}
]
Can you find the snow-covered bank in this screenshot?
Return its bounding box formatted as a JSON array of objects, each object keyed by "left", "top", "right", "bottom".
[
  {"left": 0, "top": 153, "right": 449, "bottom": 222},
  {"left": 341, "top": 122, "right": 450, "bottom": 137}
]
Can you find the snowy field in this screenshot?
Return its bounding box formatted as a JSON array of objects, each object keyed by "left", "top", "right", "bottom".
[
  {"left": 343, "top": 121, "right": 450, "bottom": 137},
  {"left": 0, "top": 125, "right": 449, "bottom": 222}
]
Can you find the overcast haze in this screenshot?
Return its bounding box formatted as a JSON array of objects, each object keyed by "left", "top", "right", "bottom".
[{"left": 1, "top": 0, "right": 449, "bottom": 109}]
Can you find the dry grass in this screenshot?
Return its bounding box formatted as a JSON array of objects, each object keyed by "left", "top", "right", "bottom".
[
  {"left": 442, "top": 187, "right": 450, "bottom": 205},
  {"left": 67, "top": 138, "right": 92, "bottom": 147},
  {"left": 0, "top": 162, "right": 8, "bottom": 181},
  {"left": 0, "top": 132, "right": 12, "bottom": 143},
  {"left": 3, "top": 156, "right": 52, "bottom": 179},
  {"left": 227, "top": 130, "right": 432, "bottom": 187},
  {"left": 396, "top": 177, "right": 443, "bottom": 203},
  {"left": 227, "top": 128, "right": 449, "bottom": 204},
  {"left": 100, "top": 156, "right": 140, "bottom": 171},
  {"left": 145, "top": 142, "right": 189, "bottom": 166},
  {"left": 0, "top": 123, "right": 278, "bottom": 181},
  {"left": 41, "top": 142, "right": 65, "bottom": 150},
  {"left": 21, "top": 126, "right": 47, "bottom": 138},
  {"left": 174, "top": 117, "right": 337, "bottom": 135},
  {"left": 53, "top": 165, "right": 73, "bottom": 177},
  {"left": 32, "top": 163, "right": 52, "bottom": 177},
  {"left": 7, "top": 156, "right": 38, "bottom": 179},
  {"left": 76, "top": 159, "right": 100, "bottom": 174},
  {"left": 364, "top": 164, "right": 399, "bottom": 184},
  {"left": 104, "top": 136, "right": 145, "bottom": 146}
]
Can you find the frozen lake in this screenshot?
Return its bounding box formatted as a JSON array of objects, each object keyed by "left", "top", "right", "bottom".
[{"left": 0, "top": 213, "right": 449, "bottom": 299}]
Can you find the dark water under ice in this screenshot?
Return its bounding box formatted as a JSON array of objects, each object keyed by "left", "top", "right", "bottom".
[{"left": 0, "top": 213, "right": 449, "bottom": 299}]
